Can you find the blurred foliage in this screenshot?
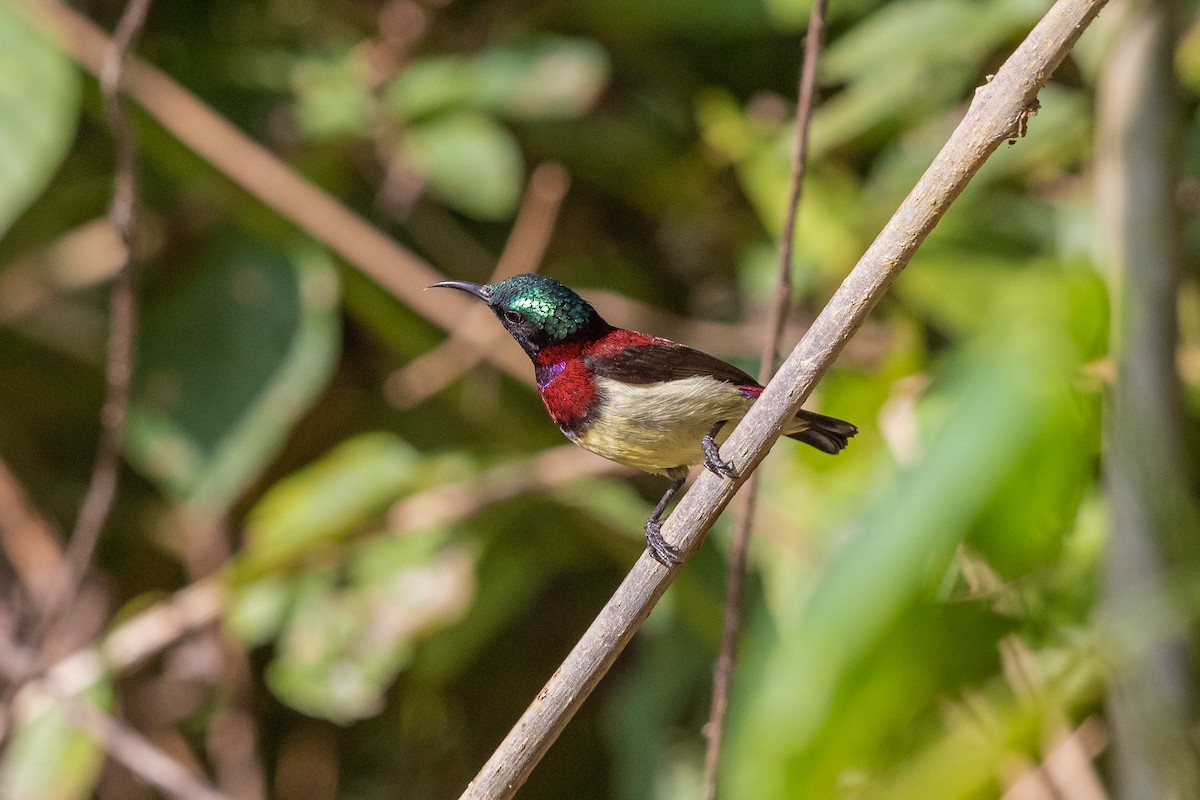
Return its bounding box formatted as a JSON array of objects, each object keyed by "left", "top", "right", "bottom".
[
  {"left": 0, "top": 0, "right": 1198, "bottom": 798},
  {"left": 0, "top": 682, "right": 111, "bottom": 799},
  {"left": 0, "top": 2, "right": 78, "bottom": 238},
  {"left": 126, "top": 237, "right": 341, "bottom": 511}
]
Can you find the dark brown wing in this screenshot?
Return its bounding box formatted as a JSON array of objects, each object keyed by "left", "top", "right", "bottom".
[{"left": 584, "top": 338, "right": 759, "bottom": 387}]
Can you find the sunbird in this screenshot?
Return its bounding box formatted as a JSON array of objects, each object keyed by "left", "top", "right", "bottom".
[{"left": 432, "top": 274, "right": 857, "bottom": 565}]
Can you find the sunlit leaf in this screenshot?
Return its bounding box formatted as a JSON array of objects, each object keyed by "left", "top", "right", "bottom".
[
  {"left": 226, "top": 573, "right": 295, "bottom": 646},
  {"left": 390, "top": 38, "right": 609, "bottom": 122},
  {"left": 400, "top": 113, "right": 523, "bottom": 220},
  {"left": 292, "top": 49, "right": 374, "bottom": 138},
  {"left": 238, "top": 432, "right": 423, "bottom": 574},
  {"left": 264, "top": 534, "right": 475, "bottom": 723}
]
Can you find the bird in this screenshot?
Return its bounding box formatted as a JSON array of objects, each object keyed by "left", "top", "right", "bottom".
[{"left": 431, "top": 274, "right": 857, "bottom": 566}]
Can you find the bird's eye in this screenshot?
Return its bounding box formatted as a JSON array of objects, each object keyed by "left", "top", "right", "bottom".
[{"left": 501, "top": 309, "right": 522, "bottom": 324}]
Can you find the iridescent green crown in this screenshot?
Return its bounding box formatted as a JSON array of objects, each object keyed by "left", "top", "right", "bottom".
[{"left": 488, "top": 274, "right": 597, "bottom": 339}]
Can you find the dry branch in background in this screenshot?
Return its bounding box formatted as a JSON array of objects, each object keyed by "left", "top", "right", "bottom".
[
  {"left": 460, "top": 1, "right": 1109, "bottom": 796},
  {"left": 0, "top": 0, "right": 155, "bottom": 741},
  {"left": 702, "top": 2, "right": 829, "bottom": 795},
  {"left": 4, "top": 5, "right": 234, "bottom": 796},
  {"left": 46, "top": 0, "right": 152, "bottom": 631}
]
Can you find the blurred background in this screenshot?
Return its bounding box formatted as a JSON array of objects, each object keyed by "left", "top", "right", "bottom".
[{"left": 0, "top": 0, "right": 1198, "bottom": 797}]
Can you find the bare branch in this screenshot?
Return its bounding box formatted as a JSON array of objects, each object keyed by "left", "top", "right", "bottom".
[
  {"left": 460, "top": 1, "right": 1108, "bottom": 796},
  {"left": 703, "top": 2, "right": 828, "bottom": 795},
  {"left": 7, "top": 2, "right": 878, "bottom": 397},
  {"left": 31, "top": 0, "right": 152, "bottom": 659}
]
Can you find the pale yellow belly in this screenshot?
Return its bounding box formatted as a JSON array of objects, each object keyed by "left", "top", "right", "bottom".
[{"left": 570, "top": 375, "right": 756, "bottom": 476}]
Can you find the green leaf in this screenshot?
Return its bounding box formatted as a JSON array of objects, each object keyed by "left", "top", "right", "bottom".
[
  {"left": 225, "top": 573, "right": 295, "bottom": 646},
  {"left": 0, "top": 681, "right": 112, "bottom": 800},
  {"left": 401, "top": 113, "right": 523, "bottom": 220},
  {"left": 125, "top": 237, "right": 340, "bottom": 511},
  {"left": 0, "top": 3, "right": 79, "bottom": 240},
  {"left": 291, "top": 49, "right": 374, "bottom": 138},
  {"left": 264, "top": 535, "right": 475, "bottom": 723},
  {"left": 238, "top": 432, "right": 423, "bottom": 575},
  {"left": 228, "top": 433, "right": 446, "bottom": 646},
  {"left": 389, "top": 37, "right": 609, "bottom": 122}
]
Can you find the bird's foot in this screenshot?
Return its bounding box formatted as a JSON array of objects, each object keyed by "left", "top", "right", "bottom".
[
  {"left": 644, "top": 518, "right": 683, "bottom": 567},
  {"left": 702, "top": 421, "right": 739, "bottom": 480}
]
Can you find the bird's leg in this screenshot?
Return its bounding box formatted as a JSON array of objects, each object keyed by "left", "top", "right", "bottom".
[
  {"left": 702, "top": 420, "right": 739, "bottom": 480},
  {"left": 645, "top": 477, "right": 686, "bottom": 566}
]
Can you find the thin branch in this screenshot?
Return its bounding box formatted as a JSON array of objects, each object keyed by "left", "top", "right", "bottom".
[
  {"left": 703, "top": 1, "right": 828, "bottom": 795},
  {"left": 459, "top": 1, "right": 1107, "bottom": 796},
  {"left": 36, "top": 0, "right": 152, "bottom": 648},
  {"left": 10, "top": 1, "right": 856, "bottom": 396},
  {"left": 389, "top": 443, "right": 629, "bottom": 531}
]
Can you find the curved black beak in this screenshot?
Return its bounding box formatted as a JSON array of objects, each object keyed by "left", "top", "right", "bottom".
[{"left": 429, "top": 280, "right": 489, "bottom": 302}]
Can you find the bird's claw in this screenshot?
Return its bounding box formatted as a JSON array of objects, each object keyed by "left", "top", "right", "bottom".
[
  {"left": 702, "top": 422, "right": 739, "bottom": 480},
  {"left": 645, "top": 518, "right": 683, "bottom": 566}
]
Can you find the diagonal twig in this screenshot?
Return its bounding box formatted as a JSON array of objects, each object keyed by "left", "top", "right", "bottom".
[
  {"left": 459, "top": 1, "right": 1108, "bottom": 796},
  {"left": 3, "top": 2, "right": 893, "bottom": 386},
  {"left": 702, "top": 1, "right": 828, "bottom": 795}
]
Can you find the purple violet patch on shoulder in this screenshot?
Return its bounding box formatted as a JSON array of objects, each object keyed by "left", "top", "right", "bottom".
[{"left": 537, "top": 361, "right": 566, "bottom": 389}]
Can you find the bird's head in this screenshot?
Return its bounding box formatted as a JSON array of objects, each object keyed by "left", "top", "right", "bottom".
[{"left": 431, "top": 274, "right": 608, "bottom": 356}]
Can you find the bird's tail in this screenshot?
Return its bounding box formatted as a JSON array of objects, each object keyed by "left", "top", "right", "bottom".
[{"left": 785, "top": 410, "right": 858, "bottom": 454}]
